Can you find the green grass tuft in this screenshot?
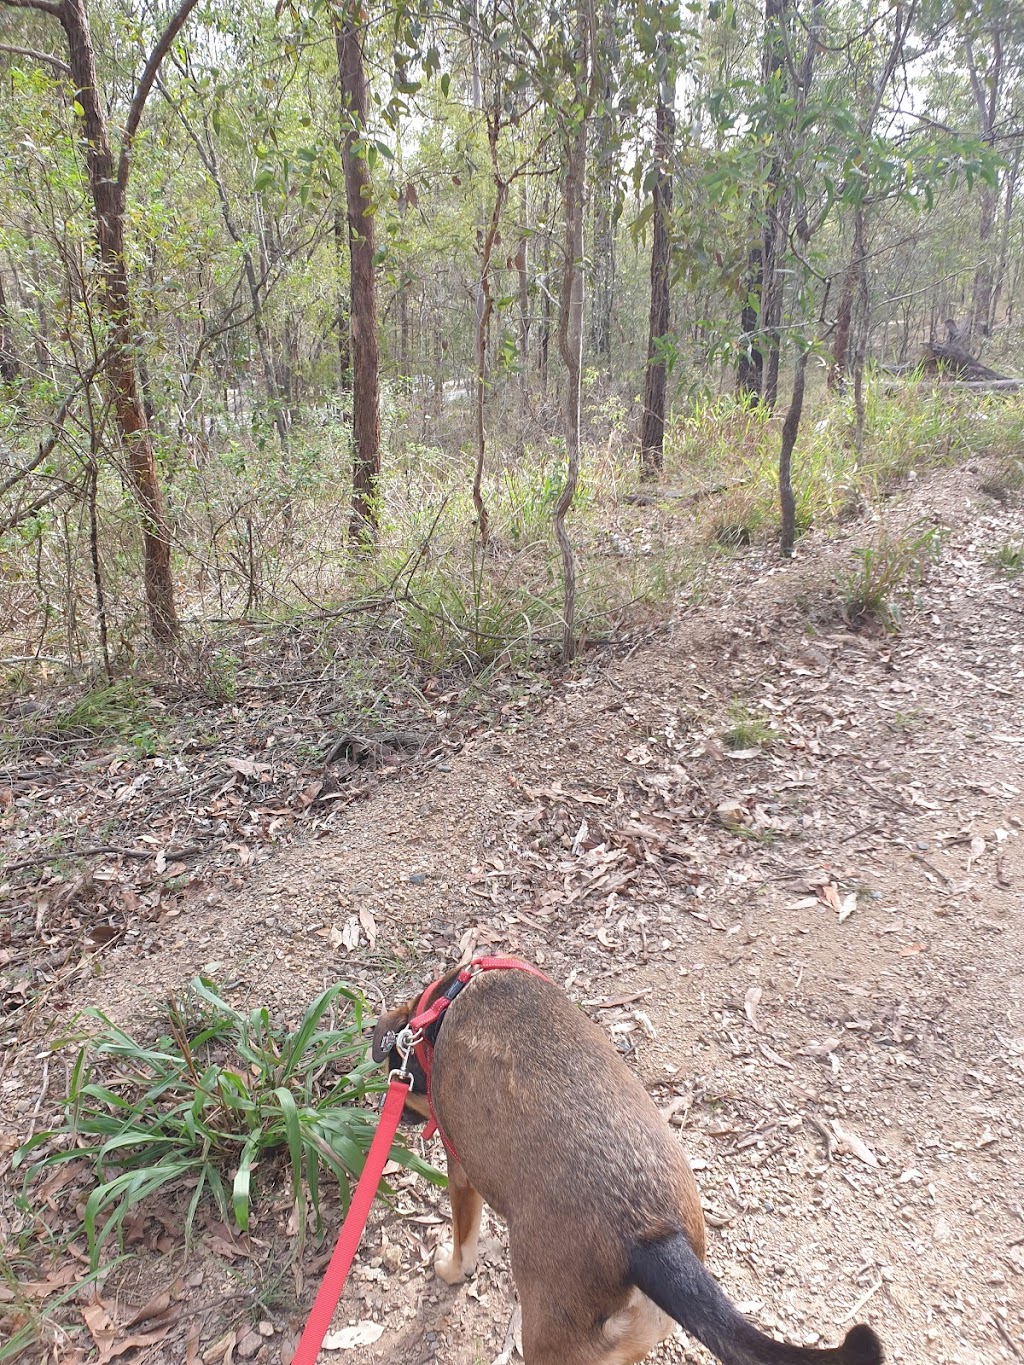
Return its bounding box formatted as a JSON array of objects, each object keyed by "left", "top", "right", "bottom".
[
  {"left": 15, "top": 978, "right": 443, "bottom": 1268},
  {"left": 723, "top": 703, "right": 779, "bottom": 751},
  {"left": 838, "top": 521, "right": 947, "bottom": 630}
]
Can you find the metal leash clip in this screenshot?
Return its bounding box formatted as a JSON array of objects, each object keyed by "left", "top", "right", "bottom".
[{"left": 388, "top": 1025, "right": 421, "bottom": 1084}]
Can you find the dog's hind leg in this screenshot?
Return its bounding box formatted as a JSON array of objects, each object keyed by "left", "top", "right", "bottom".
[
  {"left": 518, "top": 1280, "right": 670, "bottom": 1365},
  {"left": 434, "top": 1155, "right": 484, "bottom": 1285}
]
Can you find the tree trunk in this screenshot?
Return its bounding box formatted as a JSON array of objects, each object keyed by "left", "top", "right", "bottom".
[
  {"left": 829, "top": 199, "right": 866, "bottom": 392},
  {"left": 333, "top": 210, "right": 352, "bottom": 389},
  {"left": 639, "top": 58, "right": 675, "bottom": 478},
  {"left": 736, "top": 241, "right": 763, "bottom": 398},
  {"left": 737, "top": 0, "right": 786, "bottom": 400},
  {"left": 0, "top": 271, "right": 20, "bottom": 382},
  {"left": 61, "top": 0, "right": 179, "bottom": 643},
  {"left": 472, "top": 121, "right": 507, "bottom": 548},
  {"left": 964, "top": 30, "right": 1002, "bottom": 342},
  {"left": 335, "top": 0, "right": 380, "bottom": 541},
  {"left": 990, "top": 148, "right": 1020, "bottom": 331},
  {"left": 779, "top": 349, "right": 807, "bottom": 557},
  {"left": 589, "top": 0, "right": 618, "bottom": 370},
  {"left": 555, "top": 12, "right": 592, "bottom": 665}
]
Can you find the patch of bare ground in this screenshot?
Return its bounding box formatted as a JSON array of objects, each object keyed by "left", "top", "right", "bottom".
[{"left": 2, "top": 459, "right": 1022, "bottom": 1365}]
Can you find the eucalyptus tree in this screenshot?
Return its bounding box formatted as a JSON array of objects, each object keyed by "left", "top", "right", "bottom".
[{"left": 0, "top": 0, "right": 201, "bottom": 642}]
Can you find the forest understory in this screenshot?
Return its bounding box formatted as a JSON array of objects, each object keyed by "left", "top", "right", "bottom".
[{"left": 2, "top": 443, "right": 1023, "bottom": 1365}]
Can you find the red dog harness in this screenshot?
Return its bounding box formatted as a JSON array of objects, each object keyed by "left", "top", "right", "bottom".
[{"left": 402, "top": 955, "right": 548, "bottom": 1157}]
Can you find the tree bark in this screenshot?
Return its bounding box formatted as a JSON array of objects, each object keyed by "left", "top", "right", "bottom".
[
  {"left": 639, "top": 54, "right": 675, "bottom": 478},
  {"left": 555, "top": 8, "right": 593, "bottom": 664},
  {"left": 778, "top": 349, "right": 807, "bottom": 557},
  {"left": 0, "top": 271, "right": 20, "bottom": 382},
  {"left": 736, "top": 241, "right": 763, "bottom": 397},
  {"left": 964, "top": 30, "right": 1002, "bottom": 342},
  {"left": 737, "top": 0, "right": 786, "bottom": 401},
  {"left": 829, "top": 199, "right": 866, "bottom": 391},
  {"left": 335, "top": 0, "right": 380, "bottom": 541},
  {"left": 472, "top": 117, "right": 507, "bottom": 549},
  {"left": 58, "top": 0, "right": 193, "bottom": 643},
  {"left": 589, "top": 0, "right": 618, "bottom": 370}
]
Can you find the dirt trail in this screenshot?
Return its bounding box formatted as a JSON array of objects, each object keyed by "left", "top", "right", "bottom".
[{"left": 6, "top": 462, "right": 1024, "bottom": 1365}]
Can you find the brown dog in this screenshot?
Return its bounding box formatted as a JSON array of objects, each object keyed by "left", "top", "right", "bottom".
[{"left": 372, "top": 963, "right": 883, "bottom": 1365}]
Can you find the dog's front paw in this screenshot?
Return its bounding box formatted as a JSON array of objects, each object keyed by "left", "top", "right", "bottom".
[{"left": 434, "top": 1247, "right": 473, "bottom": 1285}]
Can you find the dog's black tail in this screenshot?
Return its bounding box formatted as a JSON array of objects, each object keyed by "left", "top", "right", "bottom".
[{"left": 629, "top": 1234, "right": 882, "bottom": 1365}]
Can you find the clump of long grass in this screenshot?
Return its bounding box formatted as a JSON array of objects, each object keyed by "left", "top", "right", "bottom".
[{"left": 16, "top": 978, "right": 443, "bottom": 1268}]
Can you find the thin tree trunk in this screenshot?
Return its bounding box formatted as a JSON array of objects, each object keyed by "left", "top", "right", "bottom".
[
  {"left": 779, "top": 349, "right": 807, "bottom": 557},
  {"left": 589, "top": 0, "right": 618, "bottom": 370},
  {"left": 736, "top": 240, "right": 763, "bottom": 397},
  {"left": 737, "top": 0, "right": 786, "bottom": 400},
  {"left": 472, "top": 119, "right": 507, "bottom": 549},
  {"left": 0, "top": 271, "right": 20, "bottom": 382},
  {"left": 829, "top": 200, "right": 866, "bottom": 392},
  {"left": 333, "top": 210, "right": 352, "bottom": 389},
  {"left": 60, "top": 0, "right": 188, "bottom": 643},
  {"left": 555, "top": 13, "right": 592, "bottom": 664},
  {"left": 335, "top": 0, "right": 380, "bottom": 540},
  {"left": 517, "top": 178, "right": 530, "bottom": 401},
  {"left": 964, "top": 30, "right": 1002, "bottom": 342},
  {"left": 639, "top": 53, "right": 675, "bottom": 478},
  {"left": 990, "top": 149, "right": 1020, "bottom": 331},
  {"left": 540, "top": 204, "right": 551, "bottom": 398}
]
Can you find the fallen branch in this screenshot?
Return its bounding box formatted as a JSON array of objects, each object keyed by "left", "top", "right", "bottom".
[{"left": 3, "top": 842, "right": 207, "bottom": 873}]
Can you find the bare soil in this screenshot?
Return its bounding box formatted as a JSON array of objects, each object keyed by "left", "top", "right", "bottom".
[{"left": 2, "top": 460, "right": 1023, "bottom": 1365}]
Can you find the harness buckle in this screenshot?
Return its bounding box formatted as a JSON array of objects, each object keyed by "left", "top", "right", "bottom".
[{"left": 387, "top": 1025, "right": 422, "bottom": 1084}]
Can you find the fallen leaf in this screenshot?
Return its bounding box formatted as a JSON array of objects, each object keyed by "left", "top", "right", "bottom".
[
  {"left": 716, "top": 798, "right": 745, "bottom": 829},
  {"left": 225, "top": 758, "right": 272, "bottom": 779},
  {"left": 323, "top": 1321, "right": 385, "bottom": 1349},
  {"left": 757, "top": 1041, "right": 792, "bottom": 1069},
  {"left": 801, "top": 1035, "right": 842, "bottom": 1058},
  {"left": 358, "top": 906, "right": 377, "bottom": 948},
  {"left": 296, "top": 780, "right": 323, "bottom": 810},
  {"left": 99, "top": 1322, "right": 176, "bottom": 1364},
  {"left": 831, "top": 1120, "right": 879, "bottom": 1167},
  {"left": 125, "top": 1290, "right": 172, "bottom": 1326},
  {"left": 202, "top": 1329, "right": 237, "bottom": 1363},
  {"left": 81, "top": 1299, "right": 116, "bottom": 1354},
  {"left": 817, "top": 882, "right": 843, "bottom": 913},
  {"left": 838, "top": 892, "right": 858, "bottom": 922},
  {"left": 743, "top": 986, "right": 762, "bottom": 1032}
]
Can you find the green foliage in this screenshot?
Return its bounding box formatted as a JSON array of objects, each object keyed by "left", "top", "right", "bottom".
[
  {"left": 838, "top": 521, "right": 948, "bottom": 630},
  {"left": 3, "top": 681, "right": 158, "bottom": 756},
  {"left": 723, "top": 703, "right": 778, "bottom": 750},
  {"left": 15, "top": 979, "right": 443, "bottom": 1268},
  {"left": 990, "top": 540, "right": 1024, "bottom": 576}
]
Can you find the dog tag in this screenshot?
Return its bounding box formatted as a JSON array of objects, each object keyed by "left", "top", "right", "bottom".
[{"left": 379, "top": 1029, "right": 397, "bottom": 1054}]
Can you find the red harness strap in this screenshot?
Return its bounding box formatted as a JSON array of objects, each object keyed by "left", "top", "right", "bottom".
[{"left": 408, "top": 955, "right": 548, "bottom": 1155}]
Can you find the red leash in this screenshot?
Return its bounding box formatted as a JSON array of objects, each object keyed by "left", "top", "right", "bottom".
[
  {"left": 290, "top": 957, "right": 546, "bottom": 1364},
  {"left": 289, "top": 1074, "right": 410, "bottom": 1365}
]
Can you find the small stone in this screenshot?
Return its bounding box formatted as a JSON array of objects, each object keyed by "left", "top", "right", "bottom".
[
  {"left": 257, "top": 1322, "right": 274, "bottom": 1337},
  {"left": 235, "top": 1326, "right": 263, "bottom": 1359},
  {"left": 408, "top": 871, "right": 427, "bottom": 885}
]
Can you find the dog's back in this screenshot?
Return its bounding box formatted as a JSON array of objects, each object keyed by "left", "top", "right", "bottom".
[{"left": 427, "top": 965, "right": 882, "bottom": 1365}]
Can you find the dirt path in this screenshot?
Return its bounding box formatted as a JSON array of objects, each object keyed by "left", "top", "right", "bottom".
[{"left": 4, "top": 461, "right": 1023, "bottom": 1365}]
